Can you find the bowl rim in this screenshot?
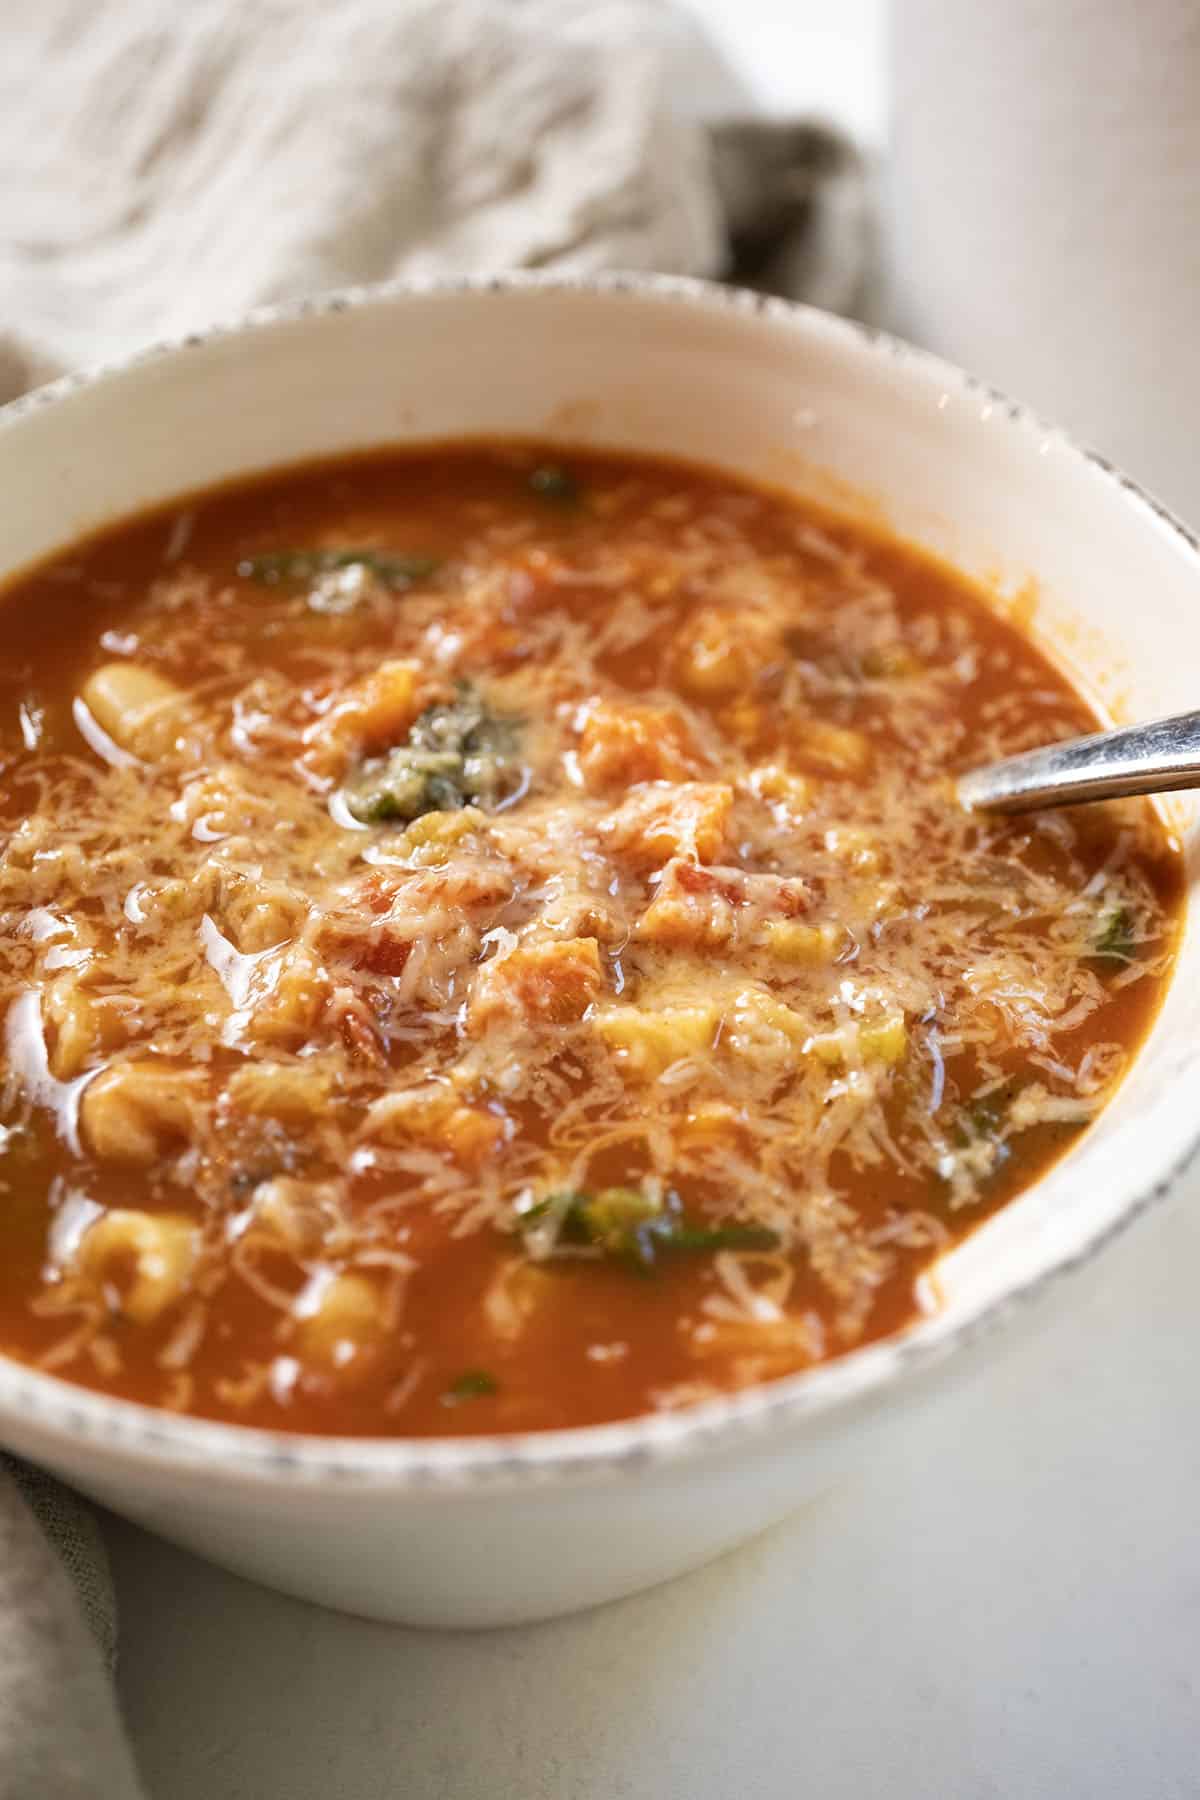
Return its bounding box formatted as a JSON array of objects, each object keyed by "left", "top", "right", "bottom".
[{"left": 1, "top": 267, "right": 1197, "bottom": 1493}]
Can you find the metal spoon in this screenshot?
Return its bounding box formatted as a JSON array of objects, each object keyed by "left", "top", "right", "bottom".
[{"left": 958, "top": 709, "right": 1200, "bottom": 814}]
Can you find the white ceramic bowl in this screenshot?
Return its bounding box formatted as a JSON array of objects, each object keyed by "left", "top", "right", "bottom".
[{"left": 1, "top": 276, "right": 1197, "bottom": 1628}]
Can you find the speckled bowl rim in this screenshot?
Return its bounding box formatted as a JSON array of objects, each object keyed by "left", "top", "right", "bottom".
[{"left": 0, "top": 270, "right": 1197, "bottom": 1493}]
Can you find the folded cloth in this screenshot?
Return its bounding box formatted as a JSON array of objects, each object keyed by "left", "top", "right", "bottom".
[
  {"left": 0, "top": 2, "right": 867, "bottom": 1793},
  {"left": 0, "top": 1462, "right": 142, "bottom": 1800},
  {"left": 0, "top": 0, "right": 867, "bottom": 398}
]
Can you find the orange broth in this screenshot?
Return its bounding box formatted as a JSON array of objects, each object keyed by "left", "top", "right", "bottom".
[{"left": 0, "top": 445, "right": 1181, "bottom": 1435}]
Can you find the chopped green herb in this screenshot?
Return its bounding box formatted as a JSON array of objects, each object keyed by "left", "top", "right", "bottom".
[
  {"left": 558, "top": 1187, "right": 660, "bottom": 1252},
  {"left": 342, "top": 686, "right": 521, "bottom": 826},
  {"left": 528, "top": 464, "right": 581, "bottom": 506},
  {"left": 442, "top": 1369, "right": 499, "bottom": 1405},
  {"left": 1093, "top": 903, "right": 1135, "bottom": 964},
  {"left": 237, "top": 548, "right": 437, "bottom": 590},
  {"left": 522, "top": 1187, "right": 779, "bottom": 1273},
  {"left": 345, "top": 746, "right": 469, "bottom": 825},
  {"left": 952, "top": 1080, "right": 1017, "bottom": 1157},
  {"left": 959, "top": 1085, "right": 1012, "bottom": 1142}
]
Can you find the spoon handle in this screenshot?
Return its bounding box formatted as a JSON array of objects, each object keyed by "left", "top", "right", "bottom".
[{"left": 958, "top": 709, "right": 1200, "bottom": 814}]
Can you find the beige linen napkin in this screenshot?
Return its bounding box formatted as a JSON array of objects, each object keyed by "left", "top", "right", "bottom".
[
  {"left": 0, "top": 2, "right": 867, "bottom": 1793},
  {"left": 0, "top": 1461, "right": 141, "bottom": 1800}
]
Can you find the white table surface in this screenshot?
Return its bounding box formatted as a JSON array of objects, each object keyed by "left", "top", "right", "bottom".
[
  {"left": 110, "top": 7, "right": 1200, "bottom": 1794},
  {"left": 109, "top": 1185, "right": 1200, "bottom": 1799}
]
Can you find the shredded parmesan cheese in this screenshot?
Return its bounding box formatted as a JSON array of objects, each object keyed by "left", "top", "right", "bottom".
[{"left": 0, "top": 444, "right": 1179, "bottom": 1434}]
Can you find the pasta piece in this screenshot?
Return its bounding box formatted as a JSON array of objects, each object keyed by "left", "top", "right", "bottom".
[
  {"left": 860, "top": 1014, "right": 909, "bottom": 1065},
  {"left": 744, "top": 764, "right": 812, "bottom": 819},
  {"left": 77, "top": 1210, "right": 199, "bottom": 1324},
  {"left": 596, "top": 999, "right": 719, "bottom": 1077},
  {"left": 246, "top": 1177, "right": 346, "bottom": 1257},
  {"left": 294, "top": 1271, "right": 384, "bottom": 1369},
  {"left": 678, "top": 1100, "right": 745, "bottom": 1147},
  {"left": 225, "top": 1062, "right": 331, "bottom": 1124},
  {"left": 360, "top": 1084, "right": 507, "bottom": 1169},
  {"left": 823, "top": 826, "right": 882, "bottom": 872},
  {"left": 42, "top": 978, "right": 99, "bottom": 1079},
  {"left": 81, "top": 1061, "right": 204, "bottom": 1165},
  {"left": 243, "top": 947, "right": 329, "bottom": 1049},
  {"left": 482, "top": 1256, "right": 555, "bottom": 1341},
  {"left": 806, "top": 1013, "right": 908, "bottom": 1067},
  {"left": 79, "top": 663, "right": 191, "bottom": 759},
  {"left": 120, "top": 875, "right": 197, "bottom": 932},
  {"left": 791, "top": 717, "right": 872, "bottom": 776},
  {"left": 396, "top": 807, "right": 487, "bottom": 866},
  {"left": 431, "top": 1104, "right": 507, "bottom": 1166},
  {"left": 722, "top": 986, "right": 807, "bottom": 1069},
  {"left": 224, "top": 888, "right": 309, "bottom": 955},
  {"left": 759, "top": 920, "right": 842, "bottom": 964}
]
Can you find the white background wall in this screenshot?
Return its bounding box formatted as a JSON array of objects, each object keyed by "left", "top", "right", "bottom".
[{"left": 684, "top": 0, "right": 884, "bottom": 139}]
